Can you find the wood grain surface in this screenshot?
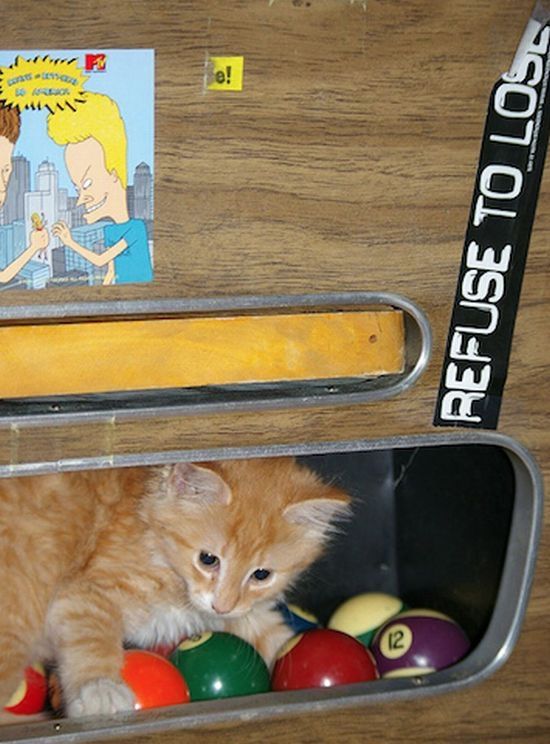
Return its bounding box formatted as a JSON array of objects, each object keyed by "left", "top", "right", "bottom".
[
  {"left": 0, "top": 0, "right": 549, "bottom": 741},
  {"left": 0, "top": 310, "right": 404, "bottom": 397}
]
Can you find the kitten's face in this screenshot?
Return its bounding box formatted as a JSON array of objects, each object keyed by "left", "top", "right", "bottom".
[
  {"left": 179, "top": 529, "right": 297, "bottom": 619},
  {"left": 146, "top": 458, "right": 350, "bottom": 620}
]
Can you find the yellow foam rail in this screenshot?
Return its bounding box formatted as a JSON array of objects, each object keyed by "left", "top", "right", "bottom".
[{"left": 0, "top": 310, "right": 405, "bottom": 398}]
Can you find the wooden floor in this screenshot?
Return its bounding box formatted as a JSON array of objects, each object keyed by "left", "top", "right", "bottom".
[{"left": 1, "top": 0, "right": 549, "bottom": 741}]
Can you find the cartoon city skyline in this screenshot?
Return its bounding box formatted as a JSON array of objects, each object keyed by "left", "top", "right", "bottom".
[{"left": 0, "top": 157, "right": 153, "bottom": 290}]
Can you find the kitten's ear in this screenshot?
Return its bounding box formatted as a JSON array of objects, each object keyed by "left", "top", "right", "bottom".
[
  {"left": 283, "top": 489, "right": 351, "bottom": 536},
  {"left": 168, "top": 463, "right": 231, "bottom": 505}
]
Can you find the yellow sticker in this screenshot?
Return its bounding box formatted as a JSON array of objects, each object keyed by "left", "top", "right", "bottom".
[
  {"left": 208, "top": 56, "right": 244, "bottom": 91},
  {"left": 0, "top": 55, "right": 88, "bottom": 112}
]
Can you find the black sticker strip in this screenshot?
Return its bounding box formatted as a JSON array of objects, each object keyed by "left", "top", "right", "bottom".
[{"left": 434, "top": 3, "right": 550, "bottom": 429}]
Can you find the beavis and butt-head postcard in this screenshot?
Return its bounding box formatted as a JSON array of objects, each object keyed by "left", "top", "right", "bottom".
[{"left": 0, "top": 49, "right": 154, "bottom": 290}]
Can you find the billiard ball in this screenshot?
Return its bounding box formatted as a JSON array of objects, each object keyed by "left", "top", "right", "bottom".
[
  {"left": 271, "top": 628, "right": 378, "bottom": 691},
  {"left": 277, "top": 602, "right": 320, "bottom": 634},
  {"left": 121, "top": 650, "right": 190, "bottom": 709},
  {"left": 170, "top": 632, "right": 270, "bottom": 701},
  {"left": 371, "top": 609, "right": 470, "bottom": 678},
  {"left": 4, "top": 664, "right": 48, "bottom": 715},
  {"left": 328, "top": 592, "right": 406, "bottom": 647}
]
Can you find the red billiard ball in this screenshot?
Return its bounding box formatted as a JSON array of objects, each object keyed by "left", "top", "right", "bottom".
[
  {"left": 121, "top": 650, "right": 190, "bottom": 710},
  {"left": 4, "top": 664, "right": 48, "bottom": 715},
  {"left": 271, "top": 629, "right": 378, "bottom": 691}
]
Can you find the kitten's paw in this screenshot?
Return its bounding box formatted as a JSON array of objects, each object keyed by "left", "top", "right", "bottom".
[{"left": 67, "top": 678, "right": 135, "bottom": 718}]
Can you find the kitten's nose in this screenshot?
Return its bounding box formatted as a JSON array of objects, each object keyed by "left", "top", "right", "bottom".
[{"left": 212, "top": 600, "right": 235, "bottom": 615}]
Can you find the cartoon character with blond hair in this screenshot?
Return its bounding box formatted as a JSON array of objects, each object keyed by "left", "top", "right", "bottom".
[
  {"left": 48, "top": 92, "right": 152, "bottom": 285},
  {"left": 0, "top": 104, "right": 50, "bottom": 284}
]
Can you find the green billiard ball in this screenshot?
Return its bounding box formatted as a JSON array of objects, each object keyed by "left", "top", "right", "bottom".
[
  {"left": 328, "top": 593, "right": 406, "bottom": 647},
  {"left": 169, "top": 632, "right": 270, "bottom": 701}
]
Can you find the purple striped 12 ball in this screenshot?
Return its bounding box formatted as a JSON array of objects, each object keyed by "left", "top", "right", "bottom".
[{"left": 371, "top": 609, "right": 470, "bottom": 678}]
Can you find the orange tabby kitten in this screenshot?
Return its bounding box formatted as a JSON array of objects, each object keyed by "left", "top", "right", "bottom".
[{"left": 0, "top": 457, "right": 350, "bottom": 718}]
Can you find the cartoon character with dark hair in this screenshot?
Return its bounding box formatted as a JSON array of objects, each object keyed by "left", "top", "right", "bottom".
[{"left": 0, "top": 104, "right": 49, "bottom": 284}]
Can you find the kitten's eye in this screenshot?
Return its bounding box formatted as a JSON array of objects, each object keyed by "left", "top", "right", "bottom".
[
  {"left": 251, "top": 568, "right": 271, "bottom": 582},
  {"left": 199, "top": 552, "right": 219, "bottom": 567}
]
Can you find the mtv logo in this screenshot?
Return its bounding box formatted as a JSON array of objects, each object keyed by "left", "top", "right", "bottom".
[{"left": 85, "top": 53, "right": 107, "bottom": 72}]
